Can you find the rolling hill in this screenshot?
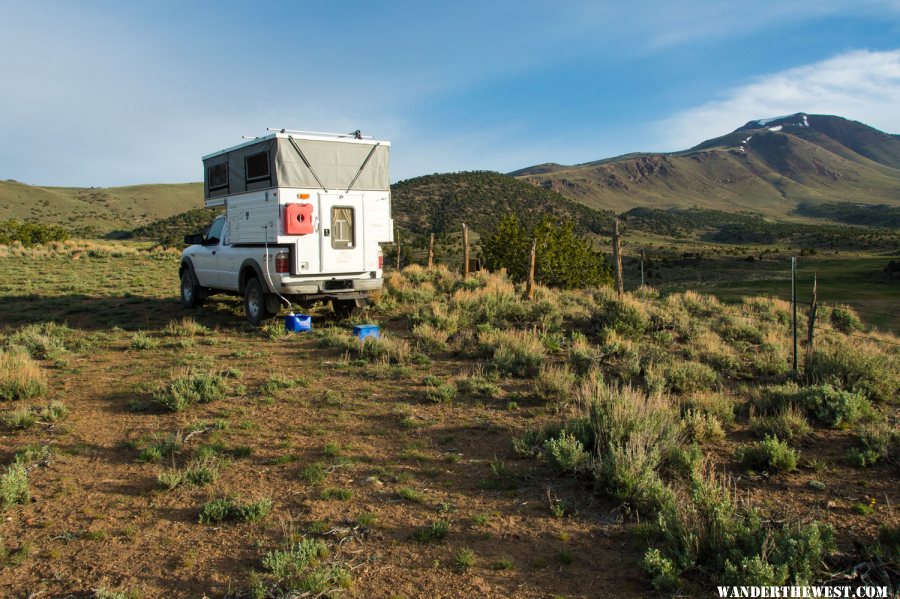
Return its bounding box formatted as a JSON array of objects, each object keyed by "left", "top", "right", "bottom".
[
  {"left": 510, "top": 114, "right": 900, "bottom": 217},
  {"left": 0, "top": 180, "right": 203, "bottom": 235}
]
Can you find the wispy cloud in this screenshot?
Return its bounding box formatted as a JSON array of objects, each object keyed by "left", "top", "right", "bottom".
[{"left": 654, "top": 49, "right": 900, "bottom": 150}]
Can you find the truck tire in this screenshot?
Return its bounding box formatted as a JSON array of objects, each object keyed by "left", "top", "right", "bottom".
[
  {"left": 244, "top": 277, "right": 273, "bottom": 325},
  {"left": 180, "top": 270, "right": 205, "bottom": 309}
]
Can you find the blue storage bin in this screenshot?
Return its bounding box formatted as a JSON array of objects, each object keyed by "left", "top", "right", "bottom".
[
  {"left": 285, "top": 313, "right": 312, "bottom": 333},
  {"left": 353, "top": 324, "right": 380, "bottom": 341}
]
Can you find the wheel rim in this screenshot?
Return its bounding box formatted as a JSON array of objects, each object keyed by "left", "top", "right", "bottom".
[
  {"left": 182, "top": 276, "right": 193, "bottom": 302},
  {"left": 247, "top": 288, "right": 260, "bottom": 318}
]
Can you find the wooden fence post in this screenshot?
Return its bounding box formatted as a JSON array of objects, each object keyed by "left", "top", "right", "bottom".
[
  {"left": 612, "top": 219, "right": 624, "bottom": 297},
  {"left": 805, "top": 274, "right": 817, "bottom": 371},
  {"left": 462, "top": 223, "right": 470, "bottom": 277},
  {"left": 526, "top": 238, "right": 537, "bottom": 301},
  {"left": 395, "top": 229, "right": 401, "bottom": 270},
  {"left": 427, "top": 233, "right": 434, "bottom": 269}
]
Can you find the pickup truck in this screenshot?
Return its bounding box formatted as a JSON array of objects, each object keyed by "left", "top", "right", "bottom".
[{"left": 179, "top": 214, "right": 384, "bottom": 324}]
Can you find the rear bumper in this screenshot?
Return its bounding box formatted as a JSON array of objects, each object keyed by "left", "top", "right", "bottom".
[{"left": 278, "top": 276, "right": 383, "bottom": 295}]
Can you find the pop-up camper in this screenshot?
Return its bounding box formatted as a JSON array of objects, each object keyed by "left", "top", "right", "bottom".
[{"left": 179, "top": 129, "right": 393, "bottom": 324}]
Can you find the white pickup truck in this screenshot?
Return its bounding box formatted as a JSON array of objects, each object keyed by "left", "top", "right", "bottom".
[
  {"left": 179, "top": 213, "right": 384, "bottom": 323},
  {"left": 178, "top": 130, "right": 392, "bottom": 324}
]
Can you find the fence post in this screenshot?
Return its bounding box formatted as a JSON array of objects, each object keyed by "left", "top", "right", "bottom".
[
  {"left": 462, "top": 223, "right": 470, "bottom": 277},
  {"left": 640, "top": 248, "right": 645, "bottom": 299},
  {"left": 612, "top": 219, "right": 624, "bottom": 298},
  {"left": 427, "top": 233, "right": 434, "bottom": 269},
  {"left": 805, "top": 274, "right": 817, "bottom": 371},
  {"left": 526, "top": 238, "right": 537, "bottom": 302},
  {"left": 791, "top": 256, "right": 798, "bottom": 373},
  {"left": 395, "top": 229, "right": 401, "bottom": 270}
]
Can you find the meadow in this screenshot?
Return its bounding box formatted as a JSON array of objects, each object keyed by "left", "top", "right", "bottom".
[{"left": 0, "top": 239, "right": 897, "bottom": 598}]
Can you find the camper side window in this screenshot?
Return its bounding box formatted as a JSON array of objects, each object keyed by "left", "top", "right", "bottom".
[
  {"left": 331, "top": 207, "right": 355, "bottom": 249},
  {"left": 208, "top": 163, "right": 228, "bottom": 190},
  {"left": 245, "top": 151, "right": 270, "bottom": 183}
]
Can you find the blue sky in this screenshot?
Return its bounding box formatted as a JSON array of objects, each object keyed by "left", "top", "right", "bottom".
[{"left": 2, "top": 0, "right": 900, "bottom": 186}]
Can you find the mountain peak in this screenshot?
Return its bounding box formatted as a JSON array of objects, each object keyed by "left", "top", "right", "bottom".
[{"left": 738, "top": 112, "right": 810, "bottom": 132}]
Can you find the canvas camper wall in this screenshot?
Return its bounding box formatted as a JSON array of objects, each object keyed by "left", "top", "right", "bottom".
[
  {"left": 203, "top": 136, "right": 390, "bottom": 200},
  {"left": 202, "top": 133, "right": 392, "bottom": 246}
]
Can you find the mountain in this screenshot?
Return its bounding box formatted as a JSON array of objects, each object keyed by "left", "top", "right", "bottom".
[
  {"left": 511, "top": 114, "right": 900, "bottom": 217},
  {"left": 0, "top": 179, "right": 203, "bottom": 235}
]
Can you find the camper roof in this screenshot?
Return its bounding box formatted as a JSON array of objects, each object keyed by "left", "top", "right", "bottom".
[{"left": 203, "top": 132, "right": 391, "bottom": 161}]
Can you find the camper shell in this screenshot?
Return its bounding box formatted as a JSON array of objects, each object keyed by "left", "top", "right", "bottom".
[{"left": 179, "top": 130, "right": 393, "bottom": 324}]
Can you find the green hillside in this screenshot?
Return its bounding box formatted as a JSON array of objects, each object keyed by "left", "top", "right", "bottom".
[
  {"left": 512, "top": 114, "right": 900, "bottom": 217},
  {"left": 391, "top": 171, "right": 614, "bottom": 236},
  {"left": 0, "top": 179, "right": 203, "bottom": 235}
]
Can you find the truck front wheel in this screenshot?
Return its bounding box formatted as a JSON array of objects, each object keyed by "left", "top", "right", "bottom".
[
  {"left": 244, "top": 277, "right": 274, "bottom": 325},
  {"left": 180, "top": 270, "right": 205, "bottom": 309}
]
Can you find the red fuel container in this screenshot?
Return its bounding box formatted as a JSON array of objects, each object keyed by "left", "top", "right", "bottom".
[{"left": 284, "top": 203, "right": 314, "bottom": 235}]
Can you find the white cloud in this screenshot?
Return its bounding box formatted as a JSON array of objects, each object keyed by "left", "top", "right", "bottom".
[{"left": 655, "top": 49, "right": 900, "bottom": 150}]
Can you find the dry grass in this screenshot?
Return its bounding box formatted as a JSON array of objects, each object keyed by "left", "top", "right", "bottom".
[{"left": 0, "top": 351, "right": 47, "bottom": 401}]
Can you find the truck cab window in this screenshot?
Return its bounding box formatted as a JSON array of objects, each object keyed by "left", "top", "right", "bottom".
[
  {"left": 204, "top": 217, "right": 225, "bottom": 244},
  {"left": 331, "top": 207, "right": 354, "bottom": 249}
]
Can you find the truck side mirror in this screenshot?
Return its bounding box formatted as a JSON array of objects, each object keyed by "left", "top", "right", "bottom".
[{"left": 184, "top": 233, "right": 204, "bottom": 245}]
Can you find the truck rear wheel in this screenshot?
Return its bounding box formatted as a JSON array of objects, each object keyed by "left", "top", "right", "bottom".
[
  {"left": 244, "top": 277, "right": 274, "bottom": 325},
  {"left": 180, "top": 270, "right": 205, "bottom": 309},
  {"left": 332, "top": 298, "right": 363, "bottom": 319}
]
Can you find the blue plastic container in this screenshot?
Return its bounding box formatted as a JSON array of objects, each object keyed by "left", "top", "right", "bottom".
[
  {"left": 284, "top": 313, "right": 312, "bottom": 333},
  {"left": 353, "top": 324, "right": 380, "bottom": 341}
]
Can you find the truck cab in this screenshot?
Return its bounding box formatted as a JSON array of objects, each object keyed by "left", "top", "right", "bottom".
[{"left": 179, "top": 130, "right": 391, "bottom": 324}]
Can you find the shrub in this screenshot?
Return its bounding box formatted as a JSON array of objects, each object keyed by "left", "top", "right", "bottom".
[
  {"left": 0, "top": 219, "right": 69, "bottom": 246},
  {"left": 544, "top": 432, "right": 590, "bottom": 473},
  {"left": 592, "top": 298, "right": 650, "bottom": 339},
  {"left": 682, "top": 410, "right": 725, "bottom": 444},
  {"left": 748, "top": 406, "right": 810, "bottom": 441},
  {"left": 736, "top": 436, "right": 798, "bottom": 472},
  {"left": 829, "top": 306, "right": 863, "bottom": 333},
  {"left": 0, "top": 461, "right": 29, "bottom": 510},
  {"left": 680, "top": 392, "right": 735, "bottom": 425},
  {"left": 320, "top": 487, "right": 352, "bottom": 501},
  {"left": 846, "top": 423, "right": 898, "bottom": 467},
  {"left": 479, "top": 329, "right": 545, "bottom": 377},
  {"left": 152, "top": 371, "right": 227, "bottom": 411},
  {"left": 425, "top": 383, "right": 457, "bottom": 404},
  {"left": 183, "top": 456, "right": 220, "bottom": 486},
  {"left": 0, "top": 351, "right": 47, "bottom": 401},
  {"left": 259, "top": 537, "right": 351, "bottom": 595},
  {"left": 2, "top": 407, "right": 37, "bottom": 429},
  {"left": 806, "top": 342, "right": 897, "bottom": 403},
  {"left": 663, "top": 360, "right": 717, "bottom": 394},
  {"left": 129, "top": 331, "right": 158, "bottom": 350},
  {"left": 456, "top": 547, "right": 476, "bottom": 570},
  {"left": 800, "top": 385, "right": 873, "bottom": 428},
  {"left": 163, "top": 318, "right": 210, "bottom": 337},
  {"left": 456, "top": 374, "right": 502, "bottom": 398},
  {"left": 536, "top": 365, "right": 577, "bottom": 406},
  {"left": 412, "top": 323, "right": 450, "bottom": 352},
  {"left": 646, "top": 472, "right": 834, "bottom": 589},
  {"left": 199, "top": 497, "right": 272, "bottom": 524},
  {"left": 39, "top": 401, "right": 69, "bottom": 423},
  {"left": 157, "top": 469, "right": 184, "bottom": 490},
  {"left": 412, "top": 519, "right": 450, "bottom": 542}
]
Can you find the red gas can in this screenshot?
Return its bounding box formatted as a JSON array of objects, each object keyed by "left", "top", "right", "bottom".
[{"left": 284, "top": 203, "right": 314, "bottom": 235}]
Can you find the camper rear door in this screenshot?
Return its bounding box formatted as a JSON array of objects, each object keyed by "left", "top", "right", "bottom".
[{"left": 319, "top": 193, "right": 365, "bottom": 274}]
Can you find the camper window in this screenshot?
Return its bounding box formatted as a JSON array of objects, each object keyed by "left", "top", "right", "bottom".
[
  {"left": 245, "top": 151, "right": 270, "bottom": 183},
  {"left": 208, "top": 163, "right": 228, "bottom": 190},
  {"left": 331, "top": 207, "right": 355, "bottom": 249}
]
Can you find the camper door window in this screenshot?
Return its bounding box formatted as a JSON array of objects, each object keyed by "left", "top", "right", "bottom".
[
  {"left": 331, "top": 207, "right": 355, "bottom": 249},
  {"left": 207, "top": 163, "right": 228, "bottom": 191}
]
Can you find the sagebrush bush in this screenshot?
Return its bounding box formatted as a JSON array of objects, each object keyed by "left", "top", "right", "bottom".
[
  {"left": 763, "top": 383, "right": 873, "bottom": 428},
  {"left": 199, "top": 496, "right": 272, "bottom": 524},
  {"left": 680, "top": 391, "right": 735, "bottom": 425},
  {"left": 260, "top": 537, "right": 350, "bottom": 594},
  {"left": 829, "top": 306, "right": 863, "bottom": 333},
  {"left": 456, "top": 373, "right": 502, "bottom": 398},
  {"left": 425, "top": 382, "right": 457, "bottom": 403},
  {"left": 536, "top": 365, "right": 577, "bottom": 406},
  {"left": 846, "top": 423, "right": 898, "bottom": 467},
  {"left": 646, "top": 471, "right": 834, "bottom": 589},
  {"left": 4, "top": 322, "right": 79, "bottom": 359},
  {"left": 0, "top": 351, "right": 47, "bottom": 401},
  {"left": 544, "top": 432, "right": 590, "bottom": 473},
  {"left": 736, "top": 435, "right": 798, "bottom": 472},
  {"left": 682, "top": 410, "right": 725, "bottom": 444},
  {"left": 2, "top": 406, "right": 37, "bottom": 429},
  {"left": 163, "top": 317, "right": 210, "bottom": 337},
  {"left": 0, "top": 461, "right": 29, "bottom": 510},
  {"left": 129, "top": 331, "right": 158, "bottom": 350},
  {"left": 479, "top": 329, "right": 545, "bottom": 377},
  {"left": 591, "top": 297, "right": 650, "bottom": 339},
  {"left": 748, "top": 406, "right": 810, "bottom": 441},
  {"left": 805, "top": 341, "right": 897, "bottom": 403},
  {"left": 152, "top": 371, "right": 227, "bottom": 411},
  {"left": 663, "top": 360, "right": 717, "bottom": 394}
]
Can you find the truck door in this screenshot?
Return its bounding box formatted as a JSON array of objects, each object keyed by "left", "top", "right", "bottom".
[
  {"left": 192, "top": 216, "right": 225, "bottom": 287},
  {"left": 319, "top": 193, "right": 365, "bottom": 274}
]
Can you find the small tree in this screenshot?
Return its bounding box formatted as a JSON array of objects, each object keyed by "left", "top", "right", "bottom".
[{"left": 481, "top": 215, "right": 612, "bottom": 289}]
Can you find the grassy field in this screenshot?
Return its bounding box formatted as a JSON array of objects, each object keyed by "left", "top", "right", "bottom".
[{"left": 0, "top": 240, "right": 897, "bottom": 598}]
